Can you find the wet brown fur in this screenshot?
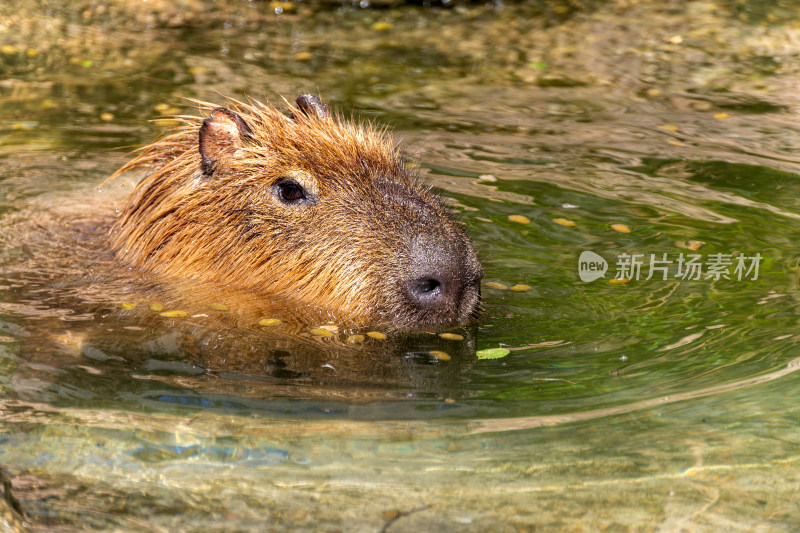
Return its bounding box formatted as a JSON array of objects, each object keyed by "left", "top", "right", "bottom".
[{"left": 108, "top": 97, "right": 482, "bottom": 329}]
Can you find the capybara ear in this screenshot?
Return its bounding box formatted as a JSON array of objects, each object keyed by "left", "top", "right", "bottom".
[
  {"left": 294, "top": 94, "right": 330, "bottom": 120},
  {"left": 199, "top": 107, "right": 254, "bottom": 176}
]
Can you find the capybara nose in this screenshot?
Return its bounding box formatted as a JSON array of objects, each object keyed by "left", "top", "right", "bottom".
[{"left": 402, "top": 233, "right": 481, "bottom": 321}]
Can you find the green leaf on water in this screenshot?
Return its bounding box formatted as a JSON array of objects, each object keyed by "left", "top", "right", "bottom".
[{"left": 476, "top": 347, "right": 510, "bottom": 360}]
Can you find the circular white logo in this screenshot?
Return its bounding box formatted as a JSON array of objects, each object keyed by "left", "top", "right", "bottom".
[{"left": 578, "top": 251, "right": 608, "bottom": 282}]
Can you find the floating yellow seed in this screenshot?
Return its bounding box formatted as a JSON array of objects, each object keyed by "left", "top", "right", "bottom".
[
  {"left": 99, "top": 112, "right": 114, "bottom": 121},
  {"left": 121, "top": 302, "right": 138, "bottom": 310},
  {"left": 208, "top": 303, "right": 229, "bottom": 311},
  {"left": 439, "top": 333, "right": 464, "bottom": 341},
  {"left": 346, "top": 334, "right": 365, "bottom": 344},
  {"left": 26, "top": 49, "right": 38, "bottom": 58},
  {"left": 258, "top": 318, "right": 282, "bottom": 327},
  {"left": 149, "top": 303, "right": 164, "bottom": 312},
  {"left": 159, "top": 310, "right": 188, "bottom": 318},
  {"left": 372, "top": 21, "right": 393, "bottom": 32},
  {"left": 713, "top": 112, "right": 731, "bottom": 120},
  {"left": 429, "top": 350, "right": 451, "bottom": 361},
  {"left": 309, "top": 328, "right": 334, "bottom": 337},
  {"left": 0, "top": 45, "right": 19, "bottom": 55},
  {"left": 294, "top": 51, "right": 312, "bottom": 61},
  {"left": 153, "top": 103, "right": 180, "bottom": 115},
  {"left": 666, "top": 35, "right": 683, "bottom": 45},
  {"left": 553, "top": 217, "right": 577, "bottom": 227},
  {"left": 659, "top": 124, "right": 680, "bottom": 132},
  {"left": 366, "top": 331, "right": 387, "bottom": 340},
  {"left": 508, "top": 214, "right": 531, "bottom": 224},
  {"left": 269, "top": 1, "right": 294, "bottom": 12},
  {"left": 510, "top": 284, "right": 532, "bottom": 292},
  {"left": 609, "top": 278, "right": 630, "bottom": 285},
  {"left": 687, "top": 240, "right": 705, "bottom": 251},
  {"left": 188, "top": 66, "right": 207, "bottom": 75},
  {"left": 485, "top": 281, "right": 509, "bottom": 290},
  {"left": 610, "top": 223, "right": 631, "bottom": 234}
]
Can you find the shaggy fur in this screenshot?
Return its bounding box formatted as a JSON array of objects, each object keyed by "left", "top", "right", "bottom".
[{"left": 109, "top": 97, "right": 482, "bottom": 328}]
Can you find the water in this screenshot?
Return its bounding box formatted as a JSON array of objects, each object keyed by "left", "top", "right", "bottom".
[{"left": 2, "top": 0, "right": 800, "bottom": 530}]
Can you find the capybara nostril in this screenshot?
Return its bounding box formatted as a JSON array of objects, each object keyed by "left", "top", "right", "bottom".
[{"left": 404, "top": 276, "right": 445, "bottom": 308}]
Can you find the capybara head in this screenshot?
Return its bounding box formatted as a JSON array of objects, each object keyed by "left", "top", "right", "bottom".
[{"left": 109, "top": 95, "right": 483, "bottom": 329}]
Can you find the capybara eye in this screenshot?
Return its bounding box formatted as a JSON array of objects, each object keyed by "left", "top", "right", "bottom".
[{"left": 274, "top": 178, "right": 312, "bottom": 205}]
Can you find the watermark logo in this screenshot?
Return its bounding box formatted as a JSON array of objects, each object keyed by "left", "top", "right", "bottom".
[
  {"left": 578, "top": 251, "right": 762, "bottom": 282},
  {"left": 578, "top": 251, "right": 608, "bottom": 282}
]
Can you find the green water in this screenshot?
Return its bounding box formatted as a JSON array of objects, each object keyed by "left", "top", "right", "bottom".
[{"left": 2, "top": 0, "right": 800, "bottom": 531}]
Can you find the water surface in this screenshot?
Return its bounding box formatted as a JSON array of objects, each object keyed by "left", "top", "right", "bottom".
[{"left": 2, "top": 1, "right": 800, "bottom": 531}]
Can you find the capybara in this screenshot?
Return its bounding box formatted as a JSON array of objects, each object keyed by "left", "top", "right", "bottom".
[{"left": 109, "top": 95, "right": 483, "bottom": 329}]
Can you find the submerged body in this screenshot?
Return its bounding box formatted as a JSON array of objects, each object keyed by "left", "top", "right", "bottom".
[{"left": 109, "top": 95, "right": 482, "bottom": 329}]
